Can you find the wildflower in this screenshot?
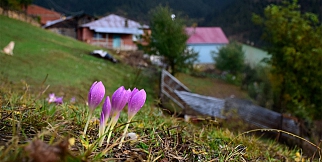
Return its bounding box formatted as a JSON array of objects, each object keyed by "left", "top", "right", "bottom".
[
  {"left": 127, "top": 88, "right": 146, "bottom": 120},
  {"left": 98, "top": 112, "right": 105, "bottom": 140},
  {"left": 295, "top": 152, "right": 305, "bottom": 162},
  {"left": 70, "top": 97, "right": 76, "bottom": 104},
  {"left": 98, "top": 96, "right": 111, "bottom": 146},
  {"left": 119, "top": 88, "right": 146, "bottom": 148},
  {"left": 102, "top": 96, "right": 111, "bottom": 120},
  {"left": 106, "top": 86, "right": 131, "bottom": 145},
  {"left": 111, "top": 86, "right": 131, "bottom": 116},
  {"left": 46, "top": 93, "right": 63, "bottom": 105},
  {"left": 47, "top": 93, "right": 56, "bottom": 103},
  {"left": 88, "top": 81, "right": 105, "bottom": 110},
  {"left": 55, "top": 97, "right": 63, "bottom": 105},
  {"left": 83, "top": 81, "right": 105, "bottom": 137}
]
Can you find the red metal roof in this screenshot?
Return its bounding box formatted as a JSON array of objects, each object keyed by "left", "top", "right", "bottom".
[
  {"left": 186, "top": 27, "right": 229, "bottom": 44},
  {"left": 26, "top": 4, "right": 62, "bottom": 25}
]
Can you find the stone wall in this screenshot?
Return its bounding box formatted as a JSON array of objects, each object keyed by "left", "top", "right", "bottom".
[{"left": 0, "top": 7, "right": 40, "bottom": 27}]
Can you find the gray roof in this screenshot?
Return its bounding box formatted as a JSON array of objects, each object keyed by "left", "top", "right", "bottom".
[
  {"left": 43, "top": 16, "right": 73, "bottom": 28},
  {"left": 82, "top": 14, "right": 149, "bottom": 34}
]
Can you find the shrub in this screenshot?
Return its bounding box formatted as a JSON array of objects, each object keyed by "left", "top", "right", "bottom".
[{"left": 212, "top": 41, "right": 245, "bottom": 75}]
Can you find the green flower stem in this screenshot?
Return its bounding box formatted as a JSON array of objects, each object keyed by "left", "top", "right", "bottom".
[
  {"left": 118, "top": 117, "right": 132, "bottom": 149},
  {"left": 98, "top": 119, "right": 112, "bottom": 147},
  {"left": 83, "top": 110, "right": 93, "bottom": 137},
  {"left": 105, "top": 116, "right": 118, "bottom": 146}
]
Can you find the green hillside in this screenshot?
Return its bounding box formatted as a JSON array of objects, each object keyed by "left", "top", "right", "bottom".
[
  {"left": 0, "top": 15, "right": 153, "bottom": 100},
  {"left": 242, "top": 44, "right": 270, "bottom": 67}
]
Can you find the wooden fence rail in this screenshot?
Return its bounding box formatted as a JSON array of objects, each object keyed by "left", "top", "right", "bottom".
[{"left": 160, "top": 69, "right": 190, "bottom": 110}]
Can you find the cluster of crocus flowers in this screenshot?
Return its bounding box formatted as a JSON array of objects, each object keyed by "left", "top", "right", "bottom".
[
  {"left": 84, "top": 81, "right": 146, "bottom": 148},
  {"left": 46, "top": 93, "right": 63, "bottom": 104}
]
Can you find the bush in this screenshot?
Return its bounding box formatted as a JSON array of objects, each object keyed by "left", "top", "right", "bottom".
[
  {"left": 212, "top": 41, "right": 245, "bottom": 75},
  {"left": 242, "top": 64, "right": 274, "bottom": 109}
]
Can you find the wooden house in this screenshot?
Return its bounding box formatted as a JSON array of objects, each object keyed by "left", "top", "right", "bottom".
[
  {"left": 43, "top": 13, "right": 96, "bottom": 39},
  {"left": 26, "top": 4, "right": 62, "bottom": 25},
  {"left": 78, "top": 14, "right": 149, "bottom": 51},
  {"left": 186, "top": 27, "right": 229, "bottom": 64}
]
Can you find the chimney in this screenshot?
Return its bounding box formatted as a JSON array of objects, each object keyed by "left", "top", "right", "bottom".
[
  {"left": 192, "top": 23, "right": 197, "bottom": 34},
  {"left": 125, "top": 19, "right": 128, "bottom": 28}
]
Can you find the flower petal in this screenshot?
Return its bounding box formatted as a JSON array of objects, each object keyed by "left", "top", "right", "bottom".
[
  {"left": 111, "top": 86, "right": 125, "bottom": 110},
  {"left": 102, "top": 96, "right": 111, "bottom": 120},
  {"left": 88, "top": 81, "right": 105, "bottom": 110},
  {"left": 129, "top": 88, "right": 139, "bottom": 102},
  {"left": 88, "top": 81, "right": 97, "bottom": 104},
  {"left": 111, "top": 86, "right": 131, "bottom": 112},
  {"left": 128, "top": 89, "right": 146, "bottom": 118},
  {"left": 55, "top": 97, "right": 63, "bottom": 104},
  {"left": 99, "top": 111, "right": 105, "bottom": 126}
]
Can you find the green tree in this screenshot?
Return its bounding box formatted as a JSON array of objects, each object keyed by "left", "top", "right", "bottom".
[
  {"left": 0, "top": 0, "right": 20, "bottom": 10},
  {"left": 0, "top": 0, "right": 32, "bottom": 11},
  {"left": 212, "top": 41, "right": 245, "bottom": 75},
  {"left": 145, "top": 5, "right": 197, "bottom": 75},
  {"left": 19, "top": 0, "right": 33, "bottom": 11},
  {"left": 253, "top": 0, "right": 322, "bottom": 120}
]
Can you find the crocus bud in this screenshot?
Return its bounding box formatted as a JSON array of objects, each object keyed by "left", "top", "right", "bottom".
[
  {"left": 111, "top": 86, "right": 131, "bottom": 116},
  {"left": 118, "top": 88, "right": 146, "bottom": 149},
  {"left": 98, "top": 97, "right": 111, "bottom": 147},
  {"left": 99, "top": 112, "right": 105, "bottom": 137},
  {"left": 128, "top": 88, "right": 146, "bottom": 119},
  {"left": 105, "top": 86, "right": 131, "bottom": 145},
  {"left": 102, "top": 96, "right": 111, "bottom": 122},
  {"left": 100, "top": 112, "right": 105, "bottom": 126},
  {"left": 88, "top": 81, "right": 105, "bottom": 111}
]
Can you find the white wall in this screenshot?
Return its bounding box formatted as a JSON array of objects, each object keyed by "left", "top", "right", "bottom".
[{"left": 188, "top": 44, "right": 226, "bottom": 64}]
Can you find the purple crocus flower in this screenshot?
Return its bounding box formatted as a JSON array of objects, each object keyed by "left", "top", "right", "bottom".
[
  {"left": 102, "top": 96, "right": 111, "bottom": 120},
  {"left": 55, "top": 97, "right": 63, "bottom": 105},
  {"left": 110, "top": 86, "right": 131, "bottom": 117},
  {"left": 100, "top": 112, "right": 105, "bottom": 125},
  {"left": 47, "top": 93, "right": 56, "bottom": 103},
  {"left": 83, "top": 81, "right": 105, "bottom": 137},
  {"left": 98, "top": 96, "right": 111, "bottom": 146},
  {"left": 128, "top": 88, "right": 146, "bottom": 120},
  {"left": 99, "top": 112, "right": 105, "bottom": 137},
  {"left": 118, "top": 88, "right": 146, "bottom": 148},
  {"left": 70, "top": 97, "right": 76, "bottom": 103},
  {"left": 88, "top": 81, "right": 105, "bottom": 111},
  {"left": 105, "top": 86, "right": 131, "bottom": 145}
]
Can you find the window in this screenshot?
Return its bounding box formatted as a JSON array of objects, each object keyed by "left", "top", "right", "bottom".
[
  {"left": 93, "top": 32, "right": 103, "bottom": 40},
  {"left": 133, "top": 34, "right": 141, "bottom": 42}
]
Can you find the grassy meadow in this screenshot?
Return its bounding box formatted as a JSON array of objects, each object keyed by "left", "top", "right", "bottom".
[
  {"left": 0, "top": 15, "right": 319, "bottom": 161},
  {"left": 0, "top": 15, "right": 155, "bottom": 101}
]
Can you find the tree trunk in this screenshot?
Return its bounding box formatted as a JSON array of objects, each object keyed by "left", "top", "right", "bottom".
[{"left": 170, "top": 61, "right": 176, "bottom": 76}]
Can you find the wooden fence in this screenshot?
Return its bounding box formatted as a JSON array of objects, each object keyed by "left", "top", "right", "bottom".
[
  {"left": 160, "top": 69, "right": 190, "bottom": 111},
  {"left": 160, "top": 69, "right": 321, "bottom": 155}
]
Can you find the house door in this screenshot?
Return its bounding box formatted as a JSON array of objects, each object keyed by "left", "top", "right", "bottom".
[{"left": 113, "top": 35, "right": 121, "bottom": 48}]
